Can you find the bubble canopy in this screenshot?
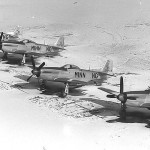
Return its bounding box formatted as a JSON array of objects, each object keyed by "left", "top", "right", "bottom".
[{"left": 61, "top": 64, "right": 80, "bottom": 69}]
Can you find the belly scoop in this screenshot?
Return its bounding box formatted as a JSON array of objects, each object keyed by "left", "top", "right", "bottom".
[{"left": 43, "top": 81, "right": 66, "bottom": 91}]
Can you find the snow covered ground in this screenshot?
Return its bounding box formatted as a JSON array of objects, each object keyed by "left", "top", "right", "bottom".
[{"left": 1, "top": 0, "right": 150, "bottom": 150}]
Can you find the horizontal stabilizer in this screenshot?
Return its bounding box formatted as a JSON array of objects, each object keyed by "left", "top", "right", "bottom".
[
  {"left": 98, "top": 87, "right": 119, "bottom": 95},
  {"left": 98, "top": 71, "right": 114, "bottom": 76},
  {"left": 53, "top": 78, "right": 86, "bottom": 84}
]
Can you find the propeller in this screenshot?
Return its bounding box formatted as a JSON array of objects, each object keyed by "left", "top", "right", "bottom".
[
  {"left": 116, "top": 76, "right": 127, "bottom": 104},
  {"left": 105, "top": 76, "right": 137, "bottom": 120},
  {"left": 31, "top": 55, "right": 35, "bottom": 69},
  {"left": 0, "top": 32, "right": 3, "bottom": 50},
  {"left": 107, "top": 76, "right": 136, "bottom": 102},
  {"left": 0, "top": 32, "right": 8, "bottom": 60},
  {"left": 27, "top": 56, "right": 45, "bottom": 82}
]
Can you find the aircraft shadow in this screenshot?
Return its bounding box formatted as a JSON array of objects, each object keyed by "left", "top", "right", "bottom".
[
  {"left": 41, "top": 88, "right": 86, "bottom": 97},
  {"left": 13, "top": 75, "right": 39, "bottom": 89},
  {"left": 107, "top": 110, "right": 150, "bottom": 126},
  {"left": 80, "top": 97, "right": 150, "bottom": 126},
  {"left": 12, "top": 82, "right": 38, "bottom": 90},
  {"left": 5, "top": 57, "right": 39, "bottom": 66},
  {"left": 14, "top": 74, "right": 35, "bottom": 81},
  {"left": 0, "top": 53, "right": 50, "bottom": 65},
  {"left": 0, "top": 58, "right": 38, "bottom": 66},
  {"left": 80, "top": 97, "right": 120, "bottom": 117},
  {"left": 69, "top": 88, "right": 86, "bottom": 96},
  {"left": 14, "top": 75, "right": 86, "bottom": 96}
]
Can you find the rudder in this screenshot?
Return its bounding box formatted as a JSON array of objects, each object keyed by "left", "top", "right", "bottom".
[
  {"left": 13, "top": 26, "right": 21, "bottom": 37},
  {"left": 54, "top": 36, "right": 64, "bottom": 49},
  {"left": 102, "top": 60, "right": 113, "bottom": 73}
]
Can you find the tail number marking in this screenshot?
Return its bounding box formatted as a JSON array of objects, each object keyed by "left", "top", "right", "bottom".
[
  {"left": 75, "top": 72, "right": 86, "bottom": 78},
  {"left": 46, "top": 46, "right": 54, "bottom": 52},
  {"left": 92, "top": 72, "right": 99, "bottom": 79},
  {"left": 31, "top": 46, "right": 41, "bottom": 51}
]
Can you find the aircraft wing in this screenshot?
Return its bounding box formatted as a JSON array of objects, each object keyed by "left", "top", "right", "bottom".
[
  {"left": 98, "top": 87, "right": 119, "bottom": 95},
  {"left": 25, "top": 51, "right": 49, "bottom": 57},
  {"left": 53, "top": 78, "right": 86, "bottom": 84},
  {"left": 6, "top": 50, "right": 26, "bottom": 55},
  {"left": 7, "top": 50, "right": 50, "bottom": 57}
]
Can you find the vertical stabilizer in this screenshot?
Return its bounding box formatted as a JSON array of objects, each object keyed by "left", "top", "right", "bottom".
[
  {"left": 102, "top": 60, "right": 113, "bottom": 73},
  {"left": 54, "top": 36, "right": 64, "bottom": 49},
  {"left": 13, "top": 26, "right": 21, "bottom": 37}
]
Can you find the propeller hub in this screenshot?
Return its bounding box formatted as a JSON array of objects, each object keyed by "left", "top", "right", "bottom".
[
  {"left": 117, "top": 93, "right": 127, "bottom": 103},
  {"left": 27, "top": 56, "right": 45, "bottom": 82},
  {"left": 32, "top": 69, "right": 41, "bottom": 77}
]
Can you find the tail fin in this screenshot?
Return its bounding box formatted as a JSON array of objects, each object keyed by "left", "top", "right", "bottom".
[
  {"left": 54, "top": 36, "right": 64, "bottom": 49},
  {"left": 102, "top": 60, "right": 113, "bottom": 73},
  {"left": 13, "top": 27, "right": 21, "bottom": 37}
]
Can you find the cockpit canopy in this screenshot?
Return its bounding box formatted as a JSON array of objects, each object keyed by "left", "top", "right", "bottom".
[
  {"left": 22, "top": 39, "right": 37, "bottom": 44},
  {"left": 61, "top": 64, "right": 80, "bottom": 69}
]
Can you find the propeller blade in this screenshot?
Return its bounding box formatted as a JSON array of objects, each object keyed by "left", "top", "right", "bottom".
[
  {"left": 0, "top": 43, "right": 2, "bottom": 50},
  {"left": 0, "top": 32, "right": 3, "bottom": 41},
  {"left": 0, "top": 32, "right": 3, "bottom": 50},
  {"left": 107, "top": 94, "right": 117, "bottom": 98},
  {"left": 37, "top": 62, "right": 45, "bottom": 70},
  {"left": 27, "top": 75, "right": 33, "bottom": 82},
  {"left": 120, "top": 76, "right": 123, "bottom": 94},
  {"left": 31, "top": 56, "right": 35, "bottom": 69}
]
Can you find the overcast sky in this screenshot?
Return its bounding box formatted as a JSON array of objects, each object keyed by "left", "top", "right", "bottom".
[{"left": 0, "top": 0, "right": 150, "bottom": 28}]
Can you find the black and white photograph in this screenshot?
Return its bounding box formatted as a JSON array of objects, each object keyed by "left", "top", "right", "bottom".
[{"left": 0, "top": 0, "right": 150, "bottom": 150}]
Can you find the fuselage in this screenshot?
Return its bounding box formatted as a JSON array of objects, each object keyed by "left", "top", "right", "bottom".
[
  {"left": 125, "top": 90, "right": 150, "bottom": 108},
  {"left": 39, "top": 66, "right": 108, "bottom": 88},
  {"left": 2, "top": 39, "right": 60, "bottom": 55}
]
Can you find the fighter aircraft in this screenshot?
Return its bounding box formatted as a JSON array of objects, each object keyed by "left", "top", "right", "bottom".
[
  {"left": 99, "top": 76, "right": 150, "bottom": 121},
  {"left": 27, "top": 56, "right": 113, "bottom": 97},
  {"left": 0, "top": 32, "right": 65, "bottom": 65}
]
